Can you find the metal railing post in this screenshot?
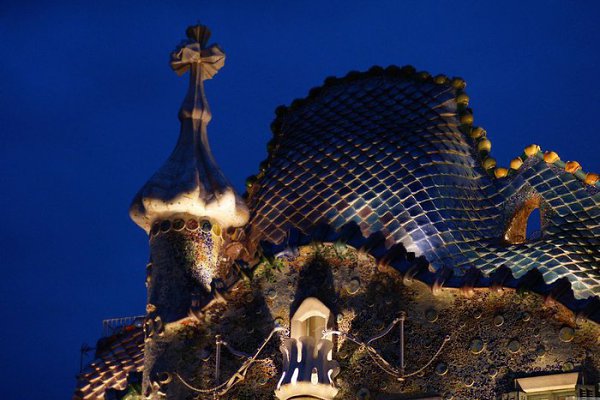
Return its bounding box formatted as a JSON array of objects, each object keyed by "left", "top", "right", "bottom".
[
  {"left": 399, "top": 311, "right": 406, "bottom": 378},
  {"left": 215, "top": 335, "right": 222, "bottom": 384}
]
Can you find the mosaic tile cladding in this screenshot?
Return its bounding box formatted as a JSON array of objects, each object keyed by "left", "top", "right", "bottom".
[
  {"left": 245, "top": 66, "right": 600, "bottom": 318},
  {"left": 74, "top": 56, "right": 600, "bottom": 399}
]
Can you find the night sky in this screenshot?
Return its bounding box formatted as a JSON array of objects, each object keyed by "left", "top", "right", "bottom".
[{"left": 1, "top": 2, "right": 599, "bottom": 399}]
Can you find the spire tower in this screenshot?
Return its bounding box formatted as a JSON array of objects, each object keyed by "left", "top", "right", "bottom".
[
  {"left": 129, "top": 24, "right": 248, "bottom": 398},
  {"left": 130, "top": 24, "right": 248, "bottom": 234}
]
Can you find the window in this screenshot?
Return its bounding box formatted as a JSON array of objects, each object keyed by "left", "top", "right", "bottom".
[
  {"left": 276, "top": 297, "right": 339, "bottom": 400},
  {"left": 505, "top": 197, "right": 542, "bottom": 244},
  {"left": 305, "top": 315, "right": 326, "bottom": 339},
  {"left": 516, "top": 372, "right": 579, "bottom": 400},
  {"left": 526, "top": 392, "right": 575, "bottom": 400},
  {"left": 525, "top": 208, "right": 541, "bottom": 240},
  {"left": 291, "top": 297, "right": 332, "bottom": 342}
]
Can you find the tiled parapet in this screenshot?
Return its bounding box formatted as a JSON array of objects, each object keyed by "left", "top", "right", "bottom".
[
  {"left": 73, "top": 326, "right": 144, "bottom": 400},
  {"left": 275, "top": 336, "right": 340, "bottom": 400}
]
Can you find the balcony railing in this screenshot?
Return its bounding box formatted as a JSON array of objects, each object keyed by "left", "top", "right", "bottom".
[
  {"left": 102, "top": 315, "right": 145, "bottom": 337},
  {"left": 275, "top": 336, "right": 340, "bottom": 400}
]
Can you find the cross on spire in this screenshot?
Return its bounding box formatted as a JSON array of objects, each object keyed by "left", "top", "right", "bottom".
[
  {"left": 170, "top": 24, "right": 225, "bottom": 124},
  {"left": 129, "top": 24, "right": 249, "bottom": 233}
]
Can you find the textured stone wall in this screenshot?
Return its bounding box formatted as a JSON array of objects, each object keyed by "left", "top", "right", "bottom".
[
  {"left": 143, "top": 217, "right": 223, "bottom": 399},
  {"left": 143, "top": 243, "right": 599, "bottom": 399}
]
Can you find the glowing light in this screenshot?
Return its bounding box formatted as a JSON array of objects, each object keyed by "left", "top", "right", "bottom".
[
  {"left": 276, "top": 372, "right": 286, "bottom": 389},
  {"left": 291, "top": 368, "right": 299, "bottom": 385},
  {"left": 297, "top": 340, "right": 303, "bottom": 363},
  {"left": 311, "top": 367, "right": 319, "bottom": 385}
]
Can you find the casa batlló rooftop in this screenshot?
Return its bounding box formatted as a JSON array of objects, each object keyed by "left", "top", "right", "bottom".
[{"left": 74, "top": 24, "right": 600, "bottom": 400}]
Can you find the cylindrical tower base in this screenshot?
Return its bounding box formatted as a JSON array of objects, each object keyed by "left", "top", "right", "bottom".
[{"left": 142, "top": 216, "right": 222, "bottom": 399}]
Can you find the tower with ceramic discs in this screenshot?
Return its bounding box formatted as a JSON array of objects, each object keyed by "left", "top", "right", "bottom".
[
  {"left": 129, "top": 25, "right": 249, "bottom": 398},
  {"left": 74, "top": 23, "right": 600, "bottom": 400}
]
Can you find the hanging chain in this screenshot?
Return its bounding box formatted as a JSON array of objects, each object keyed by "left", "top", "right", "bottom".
[
  {"left": 322, "top": 313, "right": 451, "bottom": 381},
  {"left": 172, "top": 312, "right": 450, "bottom": 397},
  {"left": 173, "top": 326, "right": 288, "bottom": 398}
]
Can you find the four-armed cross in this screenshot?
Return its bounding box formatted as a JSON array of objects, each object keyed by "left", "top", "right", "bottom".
[{"left": 170, "top": 25, "right": 225, "bottom": 125}]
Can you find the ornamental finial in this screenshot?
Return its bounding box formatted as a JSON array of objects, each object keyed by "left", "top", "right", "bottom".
[
  {"left": 170, "top": 24, "right": 225, "bottom": 124},
  {"left": 170, "top": 25, "right": 225, "bottom": 79},
  {"left": 129, "top": 24, "right": 249, "bottom": 233}
]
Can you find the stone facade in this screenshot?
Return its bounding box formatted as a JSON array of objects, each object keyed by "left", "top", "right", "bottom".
[{"left": 74, "top": 25, "right": 600, "bottom": 400}]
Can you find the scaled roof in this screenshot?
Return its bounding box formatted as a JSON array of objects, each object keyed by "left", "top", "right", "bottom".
[
  {"left": 73, "top": 327, "right": 144, "bottom": 400},
  {"left": 244, "top": 66, "right": 600, "bottom": 317},
  {"left": 74, "top": 65, "right": 600, "bottom": 400}
]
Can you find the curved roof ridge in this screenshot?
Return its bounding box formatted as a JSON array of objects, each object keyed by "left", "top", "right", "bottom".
[
  {"left": 499, "top": 145, "right": 600, "bottom": 187},
  {"left": 244, "top": 64, "right": 599, "bottom": 194},
  {"left": 244, "top": 64, "right": 466, "bottom": 193},
  {"left": 430, "top": 73, "right": 599, "bottom": 188},
  {"left": 269, "top": 65, "right": 464, "bottom": 137}
]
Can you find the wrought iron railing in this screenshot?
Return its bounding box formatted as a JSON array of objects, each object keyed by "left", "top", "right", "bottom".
[
  {"left": 102, "top": 315, "right": 145, "bottom": 337},
  {"left": 171, "top": 312, "right": 451, "bottom": 398}
]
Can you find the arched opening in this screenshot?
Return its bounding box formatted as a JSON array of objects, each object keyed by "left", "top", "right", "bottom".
[
  {"left": 504, "top": 197, "right": 542, "bottom": 244},
  {"left": 526, "top": 208, "right": 542, "bottom": 240},
  {"left": 304, "top": 315, "right": 326, "bottom": 340},
  {"left": 275, "top": 297, "right": 339, "bottom": 400},
  {"left": 291, "top": 297, "right": 332, "bottom": 342}
]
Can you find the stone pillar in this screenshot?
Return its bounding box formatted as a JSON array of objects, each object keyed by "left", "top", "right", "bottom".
[
  {"left": 276, "top": 297, "right": 340, "bottom": 400},
  {"left": 276, "top": 336, "right": 340, "bottom": 400}
]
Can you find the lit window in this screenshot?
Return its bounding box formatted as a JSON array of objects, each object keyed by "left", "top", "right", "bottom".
[
  {"left": 516, "top": 372, "right": 579, "bottom": 400},
  {"left": 291, "top": 297, "right": 331, "bottom": 342},
  {"left": 276, "top": 297, "right": 339, "bottom": 400}
]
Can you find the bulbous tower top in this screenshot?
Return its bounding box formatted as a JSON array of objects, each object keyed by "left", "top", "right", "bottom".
[{"left": 130, "top": 25, "right": 249, "bottom": 233}]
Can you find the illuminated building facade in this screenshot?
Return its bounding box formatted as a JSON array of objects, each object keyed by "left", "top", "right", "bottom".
[{"left": 74, "top": 25, "right": 600, "bottom": 400}]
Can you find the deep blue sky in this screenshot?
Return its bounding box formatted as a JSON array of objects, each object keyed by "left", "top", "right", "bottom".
[{"left": 1, "top": 2, "right": 598, "bottom": 399}]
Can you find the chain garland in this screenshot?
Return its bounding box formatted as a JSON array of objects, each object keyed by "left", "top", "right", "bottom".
[
  {"left": 171, "top": 313, "right": 451, "bottom": 398},
  {"left": 322, "top": 316, "right": 451, "bottom": 380},
  {"left": 173, "top": 326, "right": 288, "bottom": 398}
]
